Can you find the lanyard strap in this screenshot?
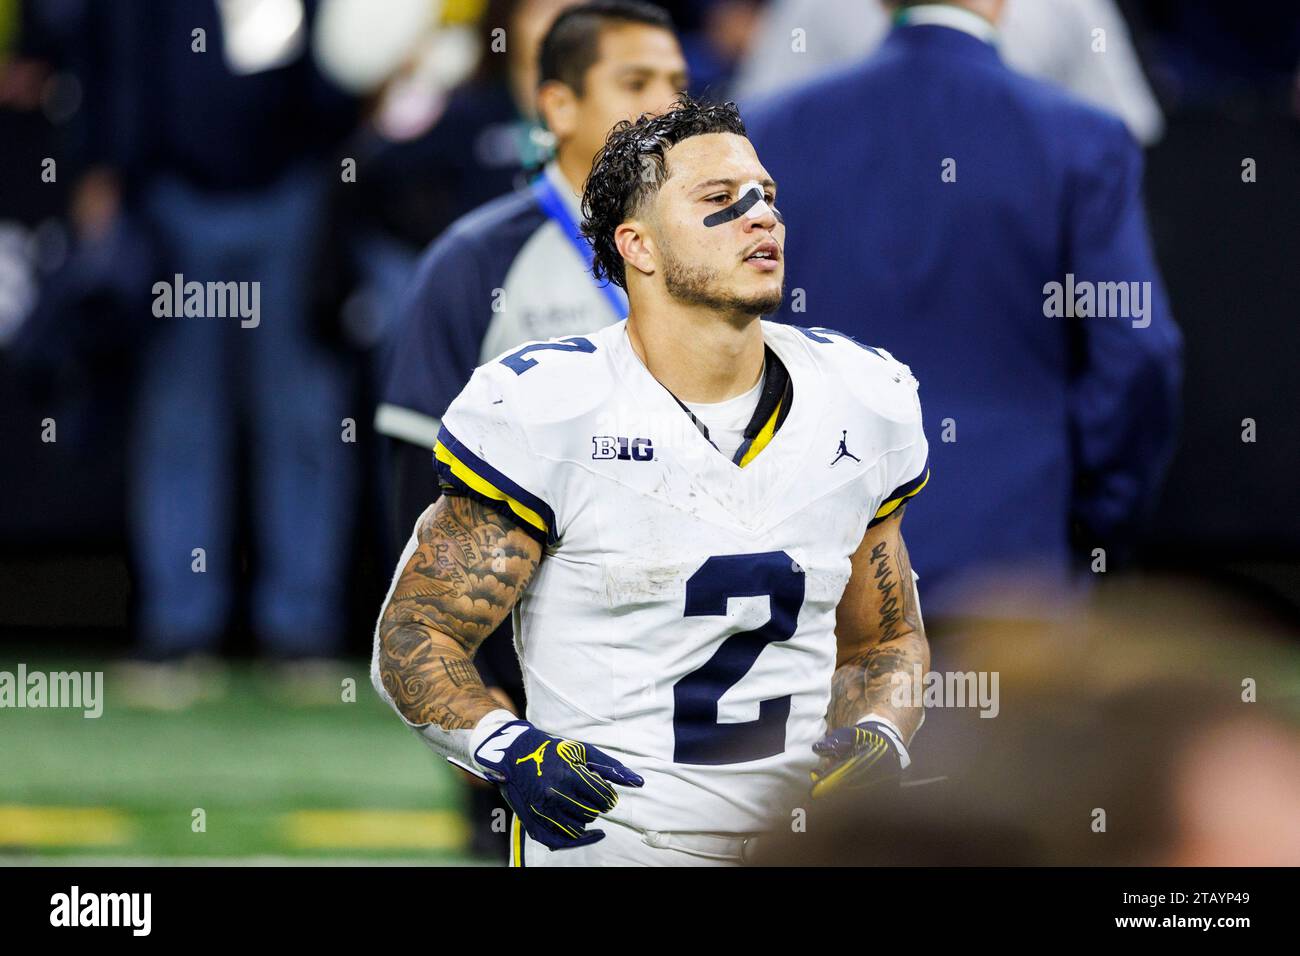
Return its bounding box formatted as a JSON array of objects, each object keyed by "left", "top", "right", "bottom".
[{"left": 532, "top": 174, "right": 628, "bottom": 321}]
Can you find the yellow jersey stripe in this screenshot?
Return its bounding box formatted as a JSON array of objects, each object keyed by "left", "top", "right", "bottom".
[
  {"left": 873, "top": 468, "right": 930, "bottom": 520},
  {"left": 434, "top": 441, "right": 549, "bottom": 535},
  {"left": 738, "top": 396, "right": 784, "bottom": 469}
]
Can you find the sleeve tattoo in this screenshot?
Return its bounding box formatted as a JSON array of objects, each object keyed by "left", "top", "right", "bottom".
[
  {"left": 829, "top": 506, "right": 929, "bottom": 737},
  {"left": 377, "top": 494, "right": 542, "bottom": 731}
]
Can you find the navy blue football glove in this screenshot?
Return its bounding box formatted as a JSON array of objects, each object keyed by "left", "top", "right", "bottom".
[
  {"left": 809, "top": 718, "right": 910, "bottom": 799},
  {"left": 473, "top": 720, "right": 644, "bottom": 850}
]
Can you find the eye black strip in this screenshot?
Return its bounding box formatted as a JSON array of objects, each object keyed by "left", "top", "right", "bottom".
[{"left": 703, "top": 187, "right": 762, "bottom": 227}]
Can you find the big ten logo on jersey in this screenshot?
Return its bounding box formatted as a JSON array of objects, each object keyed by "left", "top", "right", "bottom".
[{"left": 592, "top": 435, "right": 654, "bottom": 461}]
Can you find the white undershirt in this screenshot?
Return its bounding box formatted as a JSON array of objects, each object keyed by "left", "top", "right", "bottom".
[{"left": 682, "top": 366, "right": 765, "bottom": 462}]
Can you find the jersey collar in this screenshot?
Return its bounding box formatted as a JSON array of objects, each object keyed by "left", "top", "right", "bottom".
[
  {"left": 621, "top": 325, "right": 795, "bottom": 469},
  {"left": 608, "top": 320, "right": 827, "bottom": 533},
  {"left": 733, "top": 347, "right": 792, "bottom": 466},
  {"left": 662, "top": 346, "right": 792, "bottom": 467}
]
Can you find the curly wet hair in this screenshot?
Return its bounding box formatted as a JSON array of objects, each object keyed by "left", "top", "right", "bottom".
[{"left": 580, "top": 95, "right": 747, "bottom": 290}]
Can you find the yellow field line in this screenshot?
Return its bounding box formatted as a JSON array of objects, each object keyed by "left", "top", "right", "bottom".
[
  {"left": 280, "top": 810, "right": 468, "bottom": 850},
  {"left": 0, "top": 805, "right": 468, "bottom": 852},
  {"left": 0, "top": 805, "right": 134, "bottom": 847}
]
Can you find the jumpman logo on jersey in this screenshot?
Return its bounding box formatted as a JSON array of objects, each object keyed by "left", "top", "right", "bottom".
[
  {"left": 516, "top": 740, "right": 550, "bottom": 776},
  {"left": 830, "top": 430, "right": 861, "bottom": 467}
]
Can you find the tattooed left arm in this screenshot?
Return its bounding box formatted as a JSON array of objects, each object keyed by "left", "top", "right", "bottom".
[{"left": 829, "top": 504, "right": 929, "bottom": 743}]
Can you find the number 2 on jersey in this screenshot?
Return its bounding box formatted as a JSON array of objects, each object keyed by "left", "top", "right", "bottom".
[
  {"left": 499, "top": 336, "right": 596, "bottom": 374},
  {"left": 673, "top": 551, "right": 805, "bottom": 765}
]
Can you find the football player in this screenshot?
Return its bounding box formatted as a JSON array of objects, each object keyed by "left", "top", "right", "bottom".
[{"left": 372, "top": 95, "right": 931, "bottom": 866}]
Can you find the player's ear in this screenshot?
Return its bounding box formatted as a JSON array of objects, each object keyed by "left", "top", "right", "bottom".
[
  {"left": 615, "top": 221, "right": 656, "bottom": 280},
  {"left": 537, "top": 80, "right": 578, "bottom": 141}
]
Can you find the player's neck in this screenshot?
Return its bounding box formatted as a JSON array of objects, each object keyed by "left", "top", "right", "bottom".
[{"left": 626, "top": 302, "right": 765, "bottom": 404}]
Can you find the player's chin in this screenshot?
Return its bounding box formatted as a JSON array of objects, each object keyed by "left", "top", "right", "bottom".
[{"left": 739, "top": 278, "right": 784, "bottom": 316}]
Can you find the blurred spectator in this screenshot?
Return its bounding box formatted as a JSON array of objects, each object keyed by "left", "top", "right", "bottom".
[
  {"left": 732, "top": 0, "right": 1166, "bottom": 145},
  {"left": 746, "top": 0, "right": 1183, "bottom": 620},
  {"left": 356, "top": 0, "right": 582, "bottom": 242},
  {"left": 334, "top": 0, "right": 582, "bottom": 360},
  {"left": 0, "top": 0, "right": 134, "bottom": 547},
  {"left": 753, "top": 580, "right": 1300, "bottom": 865},
  {"left": 82, "top": 1, "right": 362, "bottom": 701},
  {"left": 375, "top": 0, "right": 687, "bottom": 859},
  {"left": 675, "top": 0, "right": 764, "bottom": 98}
]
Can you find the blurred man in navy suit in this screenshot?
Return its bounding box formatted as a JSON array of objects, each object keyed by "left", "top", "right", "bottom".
[{"left": 746, "top": 0, "right": 1182, "bottom": 618}]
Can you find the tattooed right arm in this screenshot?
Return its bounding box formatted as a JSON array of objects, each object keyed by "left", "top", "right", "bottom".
[{"left": 376, "top": 494, "right": 542, "bottom": 735}]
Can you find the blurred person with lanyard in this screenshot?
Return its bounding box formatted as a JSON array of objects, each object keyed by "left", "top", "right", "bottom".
[
  {"left": 374, "top": 0, "right": 687, "bottom": 857},
  {"left": 745, "top": 0, "right": 1182, "bottom": 623}
]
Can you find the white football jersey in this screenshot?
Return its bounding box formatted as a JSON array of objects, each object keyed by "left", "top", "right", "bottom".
[{"left": 434, "top": 319, "right": 928, "bottom": 835}]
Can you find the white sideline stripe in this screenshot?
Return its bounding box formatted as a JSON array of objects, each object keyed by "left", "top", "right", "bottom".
[{"left": 374, "top": 404, "right": 442, "bottom": 448}]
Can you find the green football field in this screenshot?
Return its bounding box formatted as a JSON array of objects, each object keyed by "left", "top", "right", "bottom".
[{"left": 0, "top": 655, "right": 482, "bottom": 865}]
